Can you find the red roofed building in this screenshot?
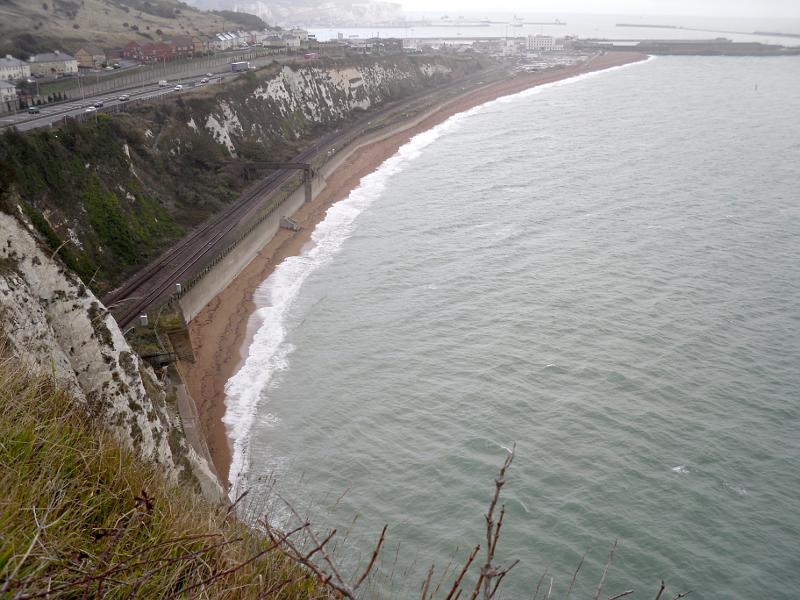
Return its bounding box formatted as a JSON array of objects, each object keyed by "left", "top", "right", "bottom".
[
  {"left": 166, "top": 36, "right": 194, "bottom": 58},
  {"left": 141, "top": 41, "right": 176, "bottom": 62},
  {"left": 122, "top": 41, "right": 143, "bottom": 61}
]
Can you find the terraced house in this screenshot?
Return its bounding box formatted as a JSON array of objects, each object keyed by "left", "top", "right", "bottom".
[
  {"left": 75, "top": 46, "right": 107, "bottom": 68},
  {"left": 0, "top": 54, "right": 30, "bottom": 81},
  {"left": 28, "top": 51, "right": 78, "bottom": 77}
]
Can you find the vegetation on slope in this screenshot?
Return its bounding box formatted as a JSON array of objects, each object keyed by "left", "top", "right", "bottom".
[
  {"left": 0, "top": 54, "right": 483, "bottom": 294},
  {"left": 0, "top": 117, "right": 184, "bottom": 291},
  {"left": 0, "top": 360, "right": 328, "bottom": 599},
  {"left": 0, "top": 0, "right": 264, "bottom": 56}
]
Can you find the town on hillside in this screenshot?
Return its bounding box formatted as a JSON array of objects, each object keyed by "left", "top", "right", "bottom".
[
  {"left": 0, "top": 30, "right": 580, "bottom": 114},
  {"left": 0, "top": 27, "right": 316, "bottom": 113}
]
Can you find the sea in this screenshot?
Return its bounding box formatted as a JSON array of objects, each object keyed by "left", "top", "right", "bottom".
[
  {"left": 225, "top": 55, "right": 800, "bottom": 598},
  {"left": 308, "top": 12, "right": 800, "bottom": 46}
]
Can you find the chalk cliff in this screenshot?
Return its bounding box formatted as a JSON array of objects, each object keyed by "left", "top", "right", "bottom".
[{"left": 0, "top": 211, "right": 222, "bottom": 499}]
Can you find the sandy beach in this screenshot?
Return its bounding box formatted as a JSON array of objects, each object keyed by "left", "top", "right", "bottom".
[{"left": 180, "top": 51, "right": 647, "bottom": 486}]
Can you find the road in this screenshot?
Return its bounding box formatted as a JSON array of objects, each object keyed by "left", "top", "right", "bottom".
[{"left": 0, "top": 71, "right": 240, "bottom": 132}]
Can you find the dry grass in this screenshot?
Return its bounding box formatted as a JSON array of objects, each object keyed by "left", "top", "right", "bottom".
[
  {"left": 0, "top": 359, "right": 329, "bottom": 599},
  {"left": 0, "top": 0, "right": 225, "bottom": 55}
]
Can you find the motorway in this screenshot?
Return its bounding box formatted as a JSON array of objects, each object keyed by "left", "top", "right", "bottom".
[
  {"left": 100, "top": 64, "right": 508, "bottom": 330},
  {"left": 0, "top": 71, "right": 238, "bottom": 132}
]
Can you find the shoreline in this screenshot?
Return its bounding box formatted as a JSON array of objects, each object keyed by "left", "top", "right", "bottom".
[{"left": 181, "top": 51, "right": 648, "bottom": 487}]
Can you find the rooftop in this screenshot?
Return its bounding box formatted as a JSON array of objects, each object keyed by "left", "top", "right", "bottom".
[
  {"left": 1, "top": 55, "right": 27, "bottom": 67},
  {"left": 29, "top": 51, "right": 75, "bottom": 63}
]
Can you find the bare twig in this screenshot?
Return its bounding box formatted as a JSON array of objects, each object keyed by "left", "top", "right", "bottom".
[
  {"left": 478, "top": 443, "right": 516, "bottom": 600},
  {"left": 354, "top": 524, "right": 387, "bottom": 590},
  {"left": 608, "top": 591, "right": 635, "bottom": 599},
  {"left": 671, "top": 593, "right": 691, "bottom": 599},
  {"left": 444, "top": 545, "right": 480, "bottom": 600},
  {"left": 566, "top": 553, "right": 586, "bottom": 598},
  {"left": 655, "top": 580, "right": 666, "bottom": 600},
  {"left": 273, "top": 491, "right": 353, "bottom": 595},
  {"left": 544, "top": 575, "right": 554, "bottom": 600},
  {"left": 420, "top": 565, "right": 434, "bottom": 600},
  {"left": 532, "top": 572, "right": 548, "bottom": 600},
  {"left": 593, "top": 539, "right": 618, "bottom": 600}
]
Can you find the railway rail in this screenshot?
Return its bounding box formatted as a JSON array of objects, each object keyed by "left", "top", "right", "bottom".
[{"left": 104, "top": 65, "right": 506, "bottom": 330}]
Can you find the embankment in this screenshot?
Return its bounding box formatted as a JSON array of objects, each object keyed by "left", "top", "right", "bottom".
[{"left": 181, "top": 51, "right": 648, "bottom": 486}]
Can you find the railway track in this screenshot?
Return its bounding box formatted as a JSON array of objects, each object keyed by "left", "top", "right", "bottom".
[{"left": 104, "top": 65, "right": 507, "bottom": 330}]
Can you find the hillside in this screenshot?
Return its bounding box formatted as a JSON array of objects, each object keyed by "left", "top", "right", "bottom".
[
  {"left": 0, "top": 361, "right": 327, "bottom": 599},
  {"left": 0, "top": 0, "right": 264, "bottom": 56},
  {"left": 0, "top": 53, "right": 483, "bottom": 295}
]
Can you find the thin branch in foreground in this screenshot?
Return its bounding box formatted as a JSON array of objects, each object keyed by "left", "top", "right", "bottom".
[
  {"left": 593, "top": 539, "right": 618, "bottom": 600},
  {"left": 532, "top": 571, "right": 548, "bottom": 600},
  {"left": 444, "top": 544, "right": 480, "bottom": 600},
  {"left": 566, "top": 553, "right": 586, "bottom": 598},
  {"left": 655, "top": 580, "right": 666, "bottom": 600},
  {"left": 471, "top": 443, "right": 516, "bottom": 600},
  {"left": 420, "top": 564, "right": 434, "bottom": 600},
  {"left": 608, "top": 590, "right": 635, "bottom": 600},
  {"left": 354, "top": 524, "right": 387, "bottom": 590}
]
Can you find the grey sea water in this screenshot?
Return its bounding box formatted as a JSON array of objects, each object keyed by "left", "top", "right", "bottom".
[{"left": 229, "top": 56, "right": 800, "bottom": 598}]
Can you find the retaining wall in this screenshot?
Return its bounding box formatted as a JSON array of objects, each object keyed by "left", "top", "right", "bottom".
[{"left": 176, "top": 88, "right": 461, "bottom": 324}]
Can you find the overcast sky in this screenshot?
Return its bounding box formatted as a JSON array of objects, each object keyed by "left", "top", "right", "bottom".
[{"left": 400, "top": 0, "right": 800, "bottom": 19}]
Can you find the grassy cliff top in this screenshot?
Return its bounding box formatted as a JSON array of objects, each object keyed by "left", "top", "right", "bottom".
[
  {"left": 0, "top": 359, "right": 328, "bottom": 598},
  {"left": 0, "top": 0, "right": 265, "bottom": 56}
]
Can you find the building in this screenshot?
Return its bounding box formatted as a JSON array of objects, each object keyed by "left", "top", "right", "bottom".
[
  {"left": 211, "top": 32, "right": 236, "bottom": 51},
  {"left": 122, "top": 41, "right": 143, "bottom": 61},
  {"left": 141, "top": 42, "right": 175, "bottom": 62},
  {"left": 282, "top": 34, "right": 301, "bottom": 49},
  {"left": 166, "top": 36, "right": 194, "bottom": 58},
  {"left": 0, "top": 55, "right": 31, "bottom": 81},
  {"left": 263, "top": 35, "right": 287, "bottom": 52},
  {"left": 526, "top": 35, "right": 563, "bottom": 52},
  {"left": 192, "top": 35, "right": 211, "bottom": 55},
  {"left": 0, "top": 80, "right": 17, "bottom": 111},
  {"left": 289, "top": 28, "right": 309, "bottom": 42},
  {"left": 75, "top": 46, "right": 106, "bottom": 68},
  {"left": 28, "top": 51, "right": 79, "bottom": 77}
]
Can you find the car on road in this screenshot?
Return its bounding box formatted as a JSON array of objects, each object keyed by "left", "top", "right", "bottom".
[
  {"left": 84, "top": 106, "right": 97, "bottom": 113},
  {"left": 118, "top": 94, "right": 130, "bottom": 102},
  {"left": 93, "top": 100, "right": 104, "bottom": 107},
  {"left": 27, "top": 106, "right": 40, "bottom": 114},
  {"left": 158, "top": 79, "right": 168, "bottom": 87},
  {"left": 104, "top": 66, "right": 113, "bottom": 71},
  {"left": 199, "top": 78, "right": 208, "bottom": 84},
  {"left": 174, "top": 84, "right": 183, "bottom": 91},
  {"left": 113, "top": 63, "right": 121, "bottom": 69},
  {"left": 206, "top": 73, "right": 213, "bottom": 77}
]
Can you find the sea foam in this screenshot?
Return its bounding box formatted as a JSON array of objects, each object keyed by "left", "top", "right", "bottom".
[{"left": 223, "top": 57, "right": 654, "bottom": 493}]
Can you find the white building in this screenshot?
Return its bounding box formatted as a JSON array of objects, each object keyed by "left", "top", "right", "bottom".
[
  {"left": 527, "top": 35, "right": 563, "bottom": 52},
  {"left": 0, "top": 80, "right": 17, "bottom": 107},
  {"left": 264, "top": 35, "right": 287, "bottom": 51},
  {"left": 29, "top": 51, "right": 78, "bottom": 77},
  {"left": 289, "top": 28, "right": 309, "bottom": 42},
  {"left": 0, "top": 55, "right": 31, "bottom": 81},
  {"left": 282, "top": 34, "right": 301, "bottom": 48},
  {"left": 211, "top": 32, "right": 237, "bottom": 50}
]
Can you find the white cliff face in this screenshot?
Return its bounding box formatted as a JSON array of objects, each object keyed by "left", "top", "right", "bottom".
[
  {"left": 206, "top": 0, "right": 402, "bottom": 27},
  {"left": 200, "top": 59, "right": 454, "bottom": 153},
  {"left": 0, "top": 211, "right": 221, "bottom": 498}
]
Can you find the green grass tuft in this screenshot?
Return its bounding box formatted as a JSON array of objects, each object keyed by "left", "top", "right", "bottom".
[{"left": 0, "top": 360, "right": 329, "bottom": 599}]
